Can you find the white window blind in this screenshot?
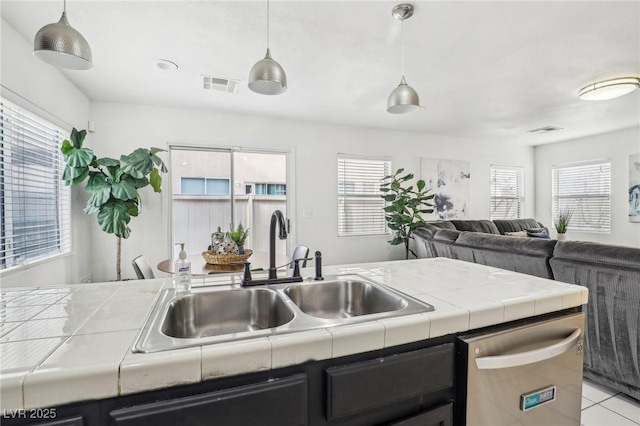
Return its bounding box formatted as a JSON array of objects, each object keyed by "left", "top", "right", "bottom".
[
  {"left": 337, "top": 155, "right": 390, "bottom": 237},
  {"left": 552, "top": 161, "right": 611, "bottom": 232},
  {"left": 490, "top": 166, "right": 524, "bottom": 220},
  {"left": 0, "top": 98, "right": 71, "bottom": 270}
]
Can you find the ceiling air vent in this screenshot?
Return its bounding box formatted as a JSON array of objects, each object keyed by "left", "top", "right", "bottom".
[
  {"left": 202, "top": 75, "right": 240, "bottom": 94},
  {"left": 527, "top": 126, "right": 564, "bottom": 134}
]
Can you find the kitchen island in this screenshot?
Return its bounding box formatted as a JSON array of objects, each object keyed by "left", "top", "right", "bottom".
[{"left": 0, "top": 258, "right": 588, "bottom": 424}]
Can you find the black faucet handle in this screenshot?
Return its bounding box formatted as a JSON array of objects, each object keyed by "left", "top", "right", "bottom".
[
  {"left": 291, "top": 257, "right": 313, "bottom": 278},
  {"left": 230, "top": 261, "right": 253, "bottom": 284},
  {"left": 314, "top": 251, "right": 324, "bottom": 281}
]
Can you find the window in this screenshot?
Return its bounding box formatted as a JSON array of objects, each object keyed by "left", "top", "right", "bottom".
[
  {"left": 490, "top": 166, "right": 524, "bottom": 220},
  {"left": 337, "top": 155, "right": 390, "bottom": 237},
  {"left": 253, "top": 183, "right": 286, "bottom": 196},
  {"left": 180, "top": 177, "right": 230, "bottom": 195},
  {"left": 171, "top": 148, "right": 288, "bottom": 255},
  {"left": 552, "top": 160, "right": 611, "bottom": 232},
  {"left": 0, "top": 98, "right": 71, "bottom": 270}
]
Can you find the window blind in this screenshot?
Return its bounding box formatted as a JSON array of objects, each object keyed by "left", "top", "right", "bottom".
[
  {"left": 552, "top": 161, "right": 611, "bottom": 232},
  {"left": 490, "top": 166, "right": 524, "bottom": 220},
  {"left": 0, "top": 98, "right": 71, "bottom": 270},
  {"left": 337, "top": 156, "right": 390, "bottom": 237}
]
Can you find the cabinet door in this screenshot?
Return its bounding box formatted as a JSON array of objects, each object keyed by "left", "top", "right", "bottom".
[
  {"left": 389, "top": 403, "right": 453, "bottom": 426},
  {"left": 23, "top": 417, "right": 84, "bottom": 426},
  {"left": 109, "top": 374, "right": 307, "bottom": 426},
  {"left": 326, "top": 344, "right": 453, "bottom": 420}
]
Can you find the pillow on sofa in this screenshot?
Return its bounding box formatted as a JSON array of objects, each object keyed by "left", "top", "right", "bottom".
[
  {"left": 505, "top": 230, "right": 528, "bottom": 237},
  {"left": 528, "top": 231, "right": 550, "bottom": 239},
  {"left": 527, "top": 227, "right": 547, "bottom": 233}
]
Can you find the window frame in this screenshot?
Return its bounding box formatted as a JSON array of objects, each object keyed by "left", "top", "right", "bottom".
[
  {"left": 551, "top": 159, "right": 611, "bottom": 233},
  {"left": 490, "top": 165, "right": 525, "bottom": 220},
  {"left": 0, "top": 97, "right": 72, "bottom": 272},
  {"left": 168, "top": 145, "right": 292, "bottom": 256},
  {"left": 337, "top": 154, "right": 391, "bottom": 237}
]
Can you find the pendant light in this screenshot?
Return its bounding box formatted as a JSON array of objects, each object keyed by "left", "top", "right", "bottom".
[
  {"left": 248, "top": 0, "right": 287, "bottom": 95},
  {"left": 387, "top": 4, "right": 420, "bottom": 114},
  {"left": 33, "top": 0, "right": 92, "bottom": 70},
  {"left": 578, "top": 77, "right": 640, "bottom": 101}
]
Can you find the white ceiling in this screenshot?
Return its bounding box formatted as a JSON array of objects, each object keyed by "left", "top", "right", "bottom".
[{"left": 2, "top": 0, "right": 639, "bottom": 146}]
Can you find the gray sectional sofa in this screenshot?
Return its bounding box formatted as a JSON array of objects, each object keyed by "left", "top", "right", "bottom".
[{"left": 413, "top": 219, "right": 640, "bottom": 401}]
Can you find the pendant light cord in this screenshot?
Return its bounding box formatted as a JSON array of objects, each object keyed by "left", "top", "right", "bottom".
[
  {"left": 266, "top": 0, "right": 270, "bottom": 49},
  {"left": 401, "top": 17, "right": 405, "bottom": 77},
  {"left": 63, "top": 0, "right": 67, "bottom": 13}
]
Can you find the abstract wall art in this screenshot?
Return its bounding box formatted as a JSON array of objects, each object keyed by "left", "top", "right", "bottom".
[
  {"left": 420, "top": 157, "right": 470, "bottom": 220},
  {"left": 630, "top": 153, "right": 640, "bottom": 223}
]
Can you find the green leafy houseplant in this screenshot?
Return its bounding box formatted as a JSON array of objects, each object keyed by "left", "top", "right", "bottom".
[
  {"left": 61, "top": 128, "right": 167, "bottom": 281},
  {"left": 230, "top": 223, "right": 250, "bottom": 247},
  {"left": 380, "top": 168, "right": 435, "bottom": 259},
  {"left": 554, "top": 209, "right": 574, "bottom": 234}
]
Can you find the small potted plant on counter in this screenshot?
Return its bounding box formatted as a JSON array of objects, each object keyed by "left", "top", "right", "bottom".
[
  {"left": 554, "top": 209, "right": 574, "bottom": 241},
  {"left": 230, "top": 223, "right": 250, "bottom": 254}
]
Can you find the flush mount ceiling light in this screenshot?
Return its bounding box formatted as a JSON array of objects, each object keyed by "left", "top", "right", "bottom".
[
  {"left": 155, "top": 59, "right": 179, "bottom": 71},
  {"left": 387, "top": 4, "right": 420, "bottom": 114},
  {"left": 33, "top": 0, "right": 92, "bottom": 70},
  {"left": 248, "top": 0, "right": 287, "bottom": 95},
  {"left": 578, "top": 77, "right": 640, "bottom": 101}
]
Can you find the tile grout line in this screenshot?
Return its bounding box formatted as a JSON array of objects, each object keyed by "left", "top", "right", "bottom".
[
  {"left": 594, "top": 401, "right": 640, "bottom": 425},
  {"left": 581, "top": 395, "right": 640, "bottom": 426}
]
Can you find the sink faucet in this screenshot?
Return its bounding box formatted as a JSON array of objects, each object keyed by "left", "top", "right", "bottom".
[
  {"left": 240, "top": 209, "right": 304, "bottom": 287},
  {"left": 269, "top": 209, "right": 288, "bottom": 280}
]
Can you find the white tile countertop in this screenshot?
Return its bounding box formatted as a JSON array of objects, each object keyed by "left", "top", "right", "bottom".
[{"left": 0, "top": 258, "right": 588, "bottom": 410}]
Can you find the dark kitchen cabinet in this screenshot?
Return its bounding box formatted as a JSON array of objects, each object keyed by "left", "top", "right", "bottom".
[
  {"left": 2, "top": 336, "right": 457, "bottom": 426},
  {"left": 389, "top": 403, "right": 453, "bottom": 426},
  {"left": 109, "top": 374, "right": 308, "bottom": 426},
  {"left": 0, "top": 403, "right": 100, "bottom": 426},
  {"left": 323, "top": 343, "right": 454, "bottom": 425}
]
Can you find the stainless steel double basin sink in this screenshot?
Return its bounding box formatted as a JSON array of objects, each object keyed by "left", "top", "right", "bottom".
[{"left": 134, "top": 275, "right": 434, "bottom": 353}]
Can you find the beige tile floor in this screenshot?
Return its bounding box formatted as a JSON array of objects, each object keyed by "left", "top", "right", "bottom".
[{"left": 582, "top": 380, "right": 640, "bottom": 425}]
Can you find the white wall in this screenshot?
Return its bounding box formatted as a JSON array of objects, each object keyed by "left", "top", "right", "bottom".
[
  {"left": 0, "top": 19, "right": 92, "bottom": 287},
  {"left": 535, "top": 127, "right": 640, "bottom": 247},
  {"left": 88, "top": 101, "right": 535, "bottom": 282}
]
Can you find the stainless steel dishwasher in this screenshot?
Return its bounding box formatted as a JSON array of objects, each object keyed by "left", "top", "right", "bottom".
[{"left": 459, "top": 311, "right": 584, "bottom": 426}]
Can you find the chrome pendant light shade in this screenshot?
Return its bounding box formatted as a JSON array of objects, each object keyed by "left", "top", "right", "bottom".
[
  {"left": 388, "top": 76, "right": 420, "bottom": 114},
  {"left": 248, "top": 0, "right": 287, "bottom": 95},
  {"left": 249, "top": 48, "right": 287, "bottom": 95},
  {"left": 387, "top": 4, "right": 420, "bottom": 114},
  {"left": 33, "top": 1, "right": 92, "bottom": 70}
]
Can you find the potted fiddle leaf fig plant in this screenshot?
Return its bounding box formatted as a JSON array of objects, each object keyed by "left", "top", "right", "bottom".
[
  {"left": 61, "top": 128, "right": 168, "bottom": 281},
  {"left": 380, "top": 168, "right": 435, "bottom": 259}
]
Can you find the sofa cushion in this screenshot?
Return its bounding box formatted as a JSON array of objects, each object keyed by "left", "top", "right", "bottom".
[
  {"left": 550, "top": 241, "right": 640, "bottom": 400},
  {"left": 552, "top": 241, "right": 640, "bottom": 269},
  {"left": 430, "top": 230, "right": 461, "bottom": 257},
  {"left": 414, "top": 222, "right": 457, "bottom": 240},
  {"left": 451, "top": 232, "right": 557, "bottom": 279},
  {"left": 505, "top": 230, "right": 528, "bottom": 237},
  {"left": 493, "top": 218, "right": 545, "bottom": 235},
  {"left": 433, "top": 229, "right": 461, "bottom": 243},
  {"left": 450, "top": 220, "right": 500, "bottom": 234},
  {"left": 456, "top": 232, "right": 557, "bottom": 256},
  {"left": 426, "top": 221, "right": 457, "bottom": 230}
]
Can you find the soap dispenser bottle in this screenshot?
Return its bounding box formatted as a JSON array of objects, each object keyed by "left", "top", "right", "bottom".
[{"left": 174, "top": 243, "right": 191, "bottom": 292}]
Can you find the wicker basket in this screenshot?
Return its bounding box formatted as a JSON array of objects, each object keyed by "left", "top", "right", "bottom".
[{"left": 201, "top": 249, "right": 253, "bottom": 265}]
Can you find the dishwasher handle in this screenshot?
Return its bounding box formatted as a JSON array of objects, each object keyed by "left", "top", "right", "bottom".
[{"left": 475, "top": 328, "right": 582, "bottom": 370}]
